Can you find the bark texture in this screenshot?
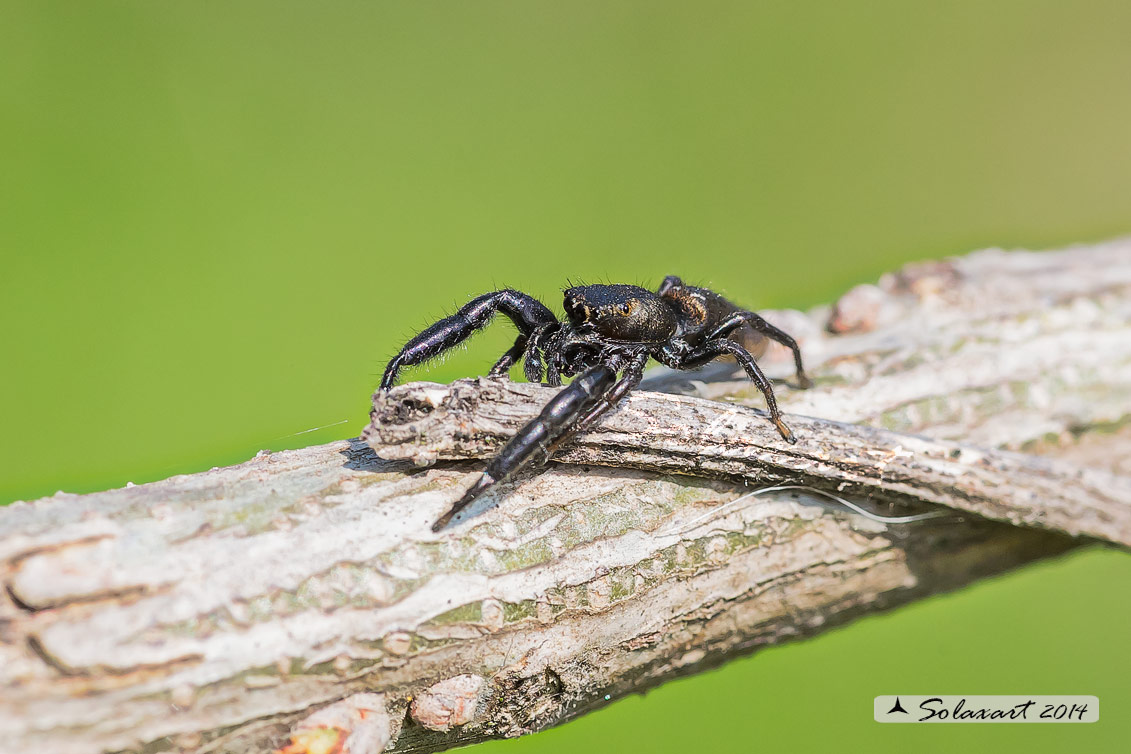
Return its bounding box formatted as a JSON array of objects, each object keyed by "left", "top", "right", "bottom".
[
  {"left": 1, "top": 240, "right": 1129, "bottom": 754},
  {"left": 369, "top": 380, "right": 1131, "bottom": 546}
]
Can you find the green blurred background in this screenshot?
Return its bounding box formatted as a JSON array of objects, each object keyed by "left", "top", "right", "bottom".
[{"left": 2, "top": 2, "right": 1129, "bottom": 752}]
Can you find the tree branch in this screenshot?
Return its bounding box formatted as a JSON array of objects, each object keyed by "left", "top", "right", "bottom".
[
  {"left": 368, "top": 379, "right": 1131, "bottom": 547},
  {"left": 1, "top": 240, "right": 1129, "bottom": 754}
]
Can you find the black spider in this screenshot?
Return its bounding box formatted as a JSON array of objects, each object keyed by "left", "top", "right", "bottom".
[{"left": 380, "top": 277, "right": 812, "bottom": 531}]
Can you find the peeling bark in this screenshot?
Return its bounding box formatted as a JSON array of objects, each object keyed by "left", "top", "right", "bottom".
[
  {"left": 368, "top": 379, "right": 1131, "bottom": 546},
  {"left": 1, "top": 240, "right": 1129, "bottom": 754}
]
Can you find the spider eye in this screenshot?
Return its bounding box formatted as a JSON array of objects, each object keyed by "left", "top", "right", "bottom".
[{"left": 619, "top": 302, "right": 632, "bottom": 315}]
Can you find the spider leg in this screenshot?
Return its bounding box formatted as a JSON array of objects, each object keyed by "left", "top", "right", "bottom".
[
  {"left": 431, "top": 364, "right": 617, "bottom": 531},
  {"left": 381, "top": 289, "right": 558, "bottom": 390},
  {"left": 682, "top": 338, "right": 797, "bottom": 443},
  {"left": 545, "top": 328, "right": 567, "bottom": 387},
  {"left": 541, "top": 351, "right": 648, "bottom": 460},
  {"left": 488, "top": 336, "right": 528, "bottom": 377},
  {"left": 488, "top": 323, "right": 558, "bottom": 382},
  {"left": 705, "top": 311, "right": 812, "bottom": 389},
  {"left": 546, "top": 358, "right": 562, "bottom": 387},
  {"left": 667, "top": 349, "right": 718, "bottom": 370},
  {"left": 525, "top": 325, "right": 557, "bottom": 382}
]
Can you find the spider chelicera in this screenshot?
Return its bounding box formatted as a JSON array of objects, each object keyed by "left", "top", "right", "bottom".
[{"left": 380, "top": 277, "right": 812, "bottom": 531}]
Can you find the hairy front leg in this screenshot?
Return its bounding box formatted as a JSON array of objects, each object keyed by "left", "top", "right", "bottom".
[{"left": 381, "top": 289, "right": 557, "bottom": 390}]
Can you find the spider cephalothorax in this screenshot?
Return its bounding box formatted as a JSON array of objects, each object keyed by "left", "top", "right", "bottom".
[{"left": 380, "top": 277, "right": 812, "bottom": 530}]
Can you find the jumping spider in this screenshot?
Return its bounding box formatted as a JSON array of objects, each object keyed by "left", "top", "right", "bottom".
[{"left": 380, "top": 277, "right": 812, "bottom": 530}]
